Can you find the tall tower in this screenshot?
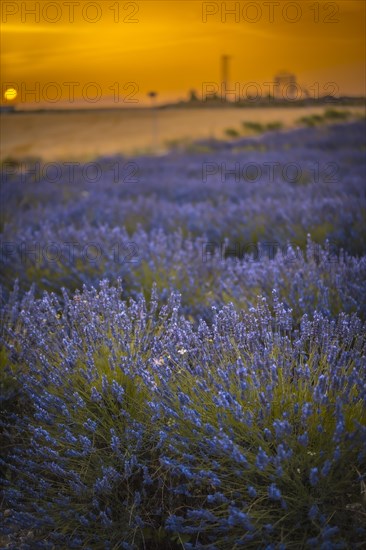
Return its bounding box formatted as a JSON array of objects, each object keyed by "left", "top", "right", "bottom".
[{"left": 221, "top": 55, "right": 231, "bottom": 101}]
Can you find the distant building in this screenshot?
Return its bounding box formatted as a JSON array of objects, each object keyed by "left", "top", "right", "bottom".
[{"left": 274, "top": 72, "right": 298, "bottom": 100}]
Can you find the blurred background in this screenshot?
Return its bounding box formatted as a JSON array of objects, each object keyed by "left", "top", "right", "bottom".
[{"left": 1, "top": 0, "right": 365, "bottom": 160}]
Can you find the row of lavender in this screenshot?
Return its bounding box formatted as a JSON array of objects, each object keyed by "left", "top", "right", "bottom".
[
  {"left": 1, "top": 120, "right": 366, "bottom": 548},
  {"left": 3, "top": 228, "right": 365, "bottom": 323},
  {"left": 2, "top": 123, "right": 365, "bottom": 250},
  {"left": 1, "top": 122, "right": 366, "bottom": 318}
]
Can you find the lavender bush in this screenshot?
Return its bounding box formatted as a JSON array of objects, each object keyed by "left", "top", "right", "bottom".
[
  {"left": 1, "top": 283, "right": 366, "bottom": 548},
  {"left": 1, "top": 121, "right": 366, "bottom": 548}
]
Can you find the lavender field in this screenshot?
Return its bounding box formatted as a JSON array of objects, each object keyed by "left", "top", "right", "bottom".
[{"left": 1, "top": 118, "right": 366, "bottom": 548}]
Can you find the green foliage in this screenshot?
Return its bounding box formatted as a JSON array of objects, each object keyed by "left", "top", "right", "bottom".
[
  {"left": 323, "top": 109, "right": 351, "bottom": 120},
  {"left": 297, "top": 114, "right": 324, "bottom": 127},
  {"left": 265, "top": 121, "right": 283, "bottom": 131},
  {"left": 297, "top": 109, "right": 353, "bottom": 127},
  {"left": 242, "top": 121, "right": 265, "bottom": 133},
  {"left": 224, "top": 128, "right": 240, "bottom": 138}
]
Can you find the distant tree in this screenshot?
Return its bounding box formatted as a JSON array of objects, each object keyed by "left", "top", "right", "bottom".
[
  {"left": 147, "top": 92, "right": 158, "bottom": 151},
  {"left": 189, "top": 89, "right": 198, "bottom": 102}
]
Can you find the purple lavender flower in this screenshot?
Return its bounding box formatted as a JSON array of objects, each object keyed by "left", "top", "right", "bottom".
[
  {"left": 309, "top": 468, "right": 319, "bottom": 487},
  {"left": 268, "top": 483, "right": 282, "bottom": 501},
  {"left": 256, "top": 447, "right": 270, "bottom": 470},
  {"left": 308, "top": 504, "right": 319, "bottom": 521},
  {"left": 247, "top": 485, "right": 257, "bottom": 498}
]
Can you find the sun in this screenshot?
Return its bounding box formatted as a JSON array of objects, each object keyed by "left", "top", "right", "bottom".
[{"left": 4, "top": 88, "right": 18, "bottom": 101}]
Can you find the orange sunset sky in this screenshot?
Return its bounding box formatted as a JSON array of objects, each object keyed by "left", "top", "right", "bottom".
[{"left": 1, "top": 0, "right": 365, "bottom": 107}]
